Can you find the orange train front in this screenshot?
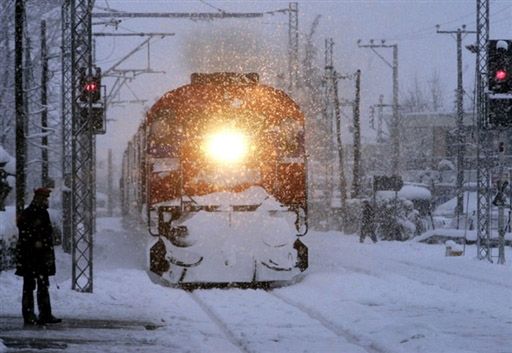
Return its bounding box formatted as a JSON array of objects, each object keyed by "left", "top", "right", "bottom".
[{"left": 121, "top": 72, "right": 308, "bottom": 286}]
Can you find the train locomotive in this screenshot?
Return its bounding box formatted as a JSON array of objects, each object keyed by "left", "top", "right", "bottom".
[{"left": 121, "top": 72, "right": 308, "bottom": 286}]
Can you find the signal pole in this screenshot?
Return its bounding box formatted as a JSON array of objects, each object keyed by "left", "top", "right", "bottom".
[
  {"left": 436, "top": 25, "right": 476, "bottom": 229},
  {"left": 107, "top": 148, "right": 113, "bottom": 217},
  {"left": 357, "top": 40, "right": 400, "bottom": 176},
  {"left": 15, "top": 0, "right": 26, "bottom": 218},
  {"left": 352, "top": 69, "right": 362, "bottom": 198},
  {"left": 41, "top": 20, "right": 49, "bottom": 187}
]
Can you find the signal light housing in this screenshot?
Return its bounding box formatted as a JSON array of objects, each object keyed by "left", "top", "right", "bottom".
[
  {"left": 488, "top": 40, "right": 512, "bottom": 93},
  {"left": 79, "top": 67, "right": 102, "bottom": 103}
]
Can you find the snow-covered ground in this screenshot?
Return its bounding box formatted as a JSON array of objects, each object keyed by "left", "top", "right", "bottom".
[{"left": 1, "top": 216, "right": 511, "bottom": 353}]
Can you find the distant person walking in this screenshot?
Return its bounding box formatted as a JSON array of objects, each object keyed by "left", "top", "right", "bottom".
[
  {"left": 360, "top": 200, "right": 378, "bottom": 243},
  {"left": 15, "top": 188, "right": 61, "bottom": 326}
]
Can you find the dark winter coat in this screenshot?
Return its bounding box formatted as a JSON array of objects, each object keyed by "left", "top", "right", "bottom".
[
  {"left": 361, "top": 202, "right": 375, "bottom": 234},
  {"left": 15, "top": 202, "right": 55, "bottom": 277}
]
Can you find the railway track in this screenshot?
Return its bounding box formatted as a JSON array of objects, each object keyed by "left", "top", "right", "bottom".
[
  {"left": 189, "top": 288, "right": 384, "bottom": 353},
  {"left": 268, "top": 291, "right": 387, "bottom": 353},
  {"left": 188, "top": 291, "right": 253, "bottom": 353}
]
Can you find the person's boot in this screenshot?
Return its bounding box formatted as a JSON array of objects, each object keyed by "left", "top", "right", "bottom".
[
  {"left": 22, "top": 289, "right": 37, "bottom": 325},
  {"left": 38, "top": 315, "right": 62, "bottom": 324},
  {"left": 37, "top": 279, "right": 61, "bottom": 324}
]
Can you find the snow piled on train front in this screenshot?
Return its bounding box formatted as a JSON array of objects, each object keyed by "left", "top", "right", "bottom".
[{"left": 148, "top": 186, "right": 305, "bottom": 285}]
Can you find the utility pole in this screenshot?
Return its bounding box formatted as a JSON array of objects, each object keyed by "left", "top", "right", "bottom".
[
  {"left": 15, "top": 0, "right": 26, "bottom": 218},
  {"left": 352, "top": 69, "right": 362, "bottom": 198},
  {"left": 288, "top": 2, "right": 299, "bottom": 91},
  {"left": 436, "top": 24, "right": 476, "bottom": 229},
  {"left": 323, "top": 38, "right": 335, "bottom": 219},
  {"left": 369, "top": 95, "right": 392, "bottom": 175},
  {"left": 61, "top": 0, "right": 73, "bottom": 253},
  {"left": 332, "top": 71, "right": 347, "bottom": 214},
  {"left": 357, "top": 40, "right": 400, "bottom": 176},
  {"left": 40, "top": 20, "right": 49, "bottom": 187},
  {"left": 107, "top": 148, "right": 113, "bottom": 217},
  {"left": 377, "top": 94, "right": 386, "bottom": 143},
  {"left": 323, "top": 38, "right": 347, "bottom": 228}
]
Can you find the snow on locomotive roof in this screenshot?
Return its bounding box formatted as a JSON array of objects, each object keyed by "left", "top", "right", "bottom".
[
  {"left": 145, "top": 72, "right": 304, "bottom": 126},
  {"left": 191, "top": 72, "right": 259, "bottom": 85}
]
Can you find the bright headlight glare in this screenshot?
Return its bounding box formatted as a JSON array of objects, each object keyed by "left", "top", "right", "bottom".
[{"left": 204, "top": 129, "right": 249, "bottom": 164}]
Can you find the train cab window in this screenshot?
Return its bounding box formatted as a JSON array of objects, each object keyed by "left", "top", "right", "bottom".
[
  {"left": 277, "top": 117, "right": 305, "bottom": 159},
  {"left": 148, "top": 109, "right": 180, "bottom": 158}
]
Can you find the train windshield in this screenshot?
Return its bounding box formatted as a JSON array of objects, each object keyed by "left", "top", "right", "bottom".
[{"left": 148, "top": 108, "right": 181, "bottom": 158}]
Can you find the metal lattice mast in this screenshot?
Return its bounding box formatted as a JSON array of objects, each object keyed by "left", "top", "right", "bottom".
[
  {"left": 288, "top": 2, "right": 299, "bottom": 91},
  {"left": 475, "top": 0, "right": 492, "bottom": 261},
  {"left": 61, "top": 0, "right": 73, "bottom": 253},
  {"left": 70, "top": 0, "right": 95, "bottom": 292},
  {"left": 357, "top": 40, "right": 400, "bottom": 175}
]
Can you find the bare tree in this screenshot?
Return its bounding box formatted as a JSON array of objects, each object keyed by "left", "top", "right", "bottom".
[
  {"left": 428, "top": 69, "right": 444, "bottom": 112},
  {"left": 401, "top": 69, "right": 445, "bottom": 113}
]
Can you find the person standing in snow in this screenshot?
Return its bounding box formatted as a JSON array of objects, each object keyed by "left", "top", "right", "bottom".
[
  {"left": 0, "top": 162, "right": 11, "bottom": 211},
  {"left": 360, "top": 200, "right": 378, "bottom": 243},
  {"left": 15, "top": 188, "right": 61, "bottom": 325}
]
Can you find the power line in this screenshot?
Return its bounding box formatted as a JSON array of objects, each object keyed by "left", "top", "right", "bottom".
[{"left": 198, "top": 0, "right": 225, "bottom": 13}]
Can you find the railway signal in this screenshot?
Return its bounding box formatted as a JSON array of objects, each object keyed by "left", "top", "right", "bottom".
[
  {"left": 488, "top": 40, "right": 512, "bottom": 93},
  {"left": 487, "top": 40, "right": 512, "bottom": 127},
  {"left": 79, "top": 67, "right": 102, "bottom": 103}
]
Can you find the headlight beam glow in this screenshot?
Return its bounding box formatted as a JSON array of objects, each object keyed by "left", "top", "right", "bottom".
[{"left": 204, "top": 129, "right": 249, "bottom": 164}]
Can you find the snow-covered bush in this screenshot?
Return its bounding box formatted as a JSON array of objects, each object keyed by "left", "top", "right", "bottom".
[
  {"left": 375, "top": 197, "right": 422, "bottom": 241},
  {"left": 0, "top": 207, "right": 18, "bottom": 272},
  {"left": 0, "top": 235, "right": 17, "bottom": 271}
]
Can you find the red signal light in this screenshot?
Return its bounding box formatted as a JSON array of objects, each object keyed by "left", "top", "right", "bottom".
[
  {"left": 496, "top": 69, "right": 507, "bottom": 81},
  {"left": 84, "top": 81, "right": 98, "bottom": 92}
]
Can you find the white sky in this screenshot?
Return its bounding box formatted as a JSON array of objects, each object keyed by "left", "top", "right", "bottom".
[{"left": 93, "top": 0, "right": 512, "bottom": 164}]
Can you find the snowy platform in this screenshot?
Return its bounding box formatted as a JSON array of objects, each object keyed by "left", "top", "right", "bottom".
[{"left": 0, "top": 316, "right": 163, "bottom": 351}]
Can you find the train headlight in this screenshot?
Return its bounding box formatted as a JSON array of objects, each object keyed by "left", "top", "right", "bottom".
[{"left": 204, "top": 129, "right": 249, "bottom": 164}]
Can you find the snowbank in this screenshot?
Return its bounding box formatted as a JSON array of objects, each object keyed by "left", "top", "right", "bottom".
[
  {"left": 377, "top": 184, "right": 431, "bottom": 201},
  {"left": 415, "top": 228, "right": 512, "bottom": 243},
  {"left": 398, "top": 184, "right": 431, "bottom": 200},
  {"left": 0, "top": 207, "right": 16, "bottom": 243},
  {"left": 0, "top": 145, "right": 15, "bottom": 176},
  {"left": 434, "top": 191, "right": 477, "bottom": 216}
]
